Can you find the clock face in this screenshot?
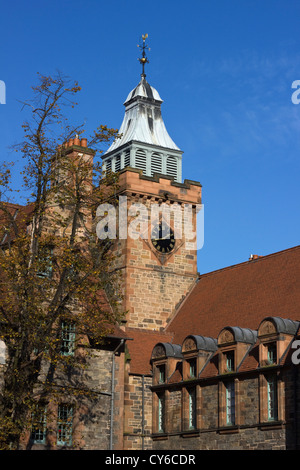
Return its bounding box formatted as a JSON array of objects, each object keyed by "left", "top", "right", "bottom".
[{"left": 151, "top": 221, "right": 175, "bottom": 254}]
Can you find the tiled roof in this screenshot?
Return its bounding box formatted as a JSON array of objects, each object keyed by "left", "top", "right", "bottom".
[
  {"left": 127, "top": 246, "right": 300, "bottom": 377},
  {"left": 126, "top": 328, "right": 174, "bottom": 375},
  {"left": 166, "top": 245, "right": 300, "bottom": 345}
]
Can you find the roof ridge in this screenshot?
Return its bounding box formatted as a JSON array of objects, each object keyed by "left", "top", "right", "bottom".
[{"left": 200, "top": 245, "right": 300, "bottom": 278}]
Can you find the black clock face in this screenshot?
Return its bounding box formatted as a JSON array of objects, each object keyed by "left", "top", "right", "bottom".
[{"left": 151, "top": 221, "right": 175, "bottom": 254}]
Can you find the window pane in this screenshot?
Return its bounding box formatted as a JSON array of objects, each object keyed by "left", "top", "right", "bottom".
[
  {"left": 267, "top": 344, "right": 276, "bottom": 364},
  {"left": 226, "top": 381, "right": 235, "bottom": 425},
  {"left": 226, "top": 351, "right": 234, "bottom": 372},
  {"left": 57, "top": 404, "right": 73, "bottom": 446},
  {"left": 31, "top": 404, "right": 47, "bottom": 444},
  {"left": 60, "top": 321, "right": 76, "bottom": 356},
  {"left": 158, "top": 365, "right": 165, "bottom": 383},
  {"left": 158, "top": 394, "right": 165, "bottom": 433},
  {"left": 188, "top": 388, "right": 196, "bottom": 429},
  {"left": 267, "top": 375, "right": 278, "bottom": 420},
  {"left": 189, "top": 359, "right": 196, "bottom": 378}
]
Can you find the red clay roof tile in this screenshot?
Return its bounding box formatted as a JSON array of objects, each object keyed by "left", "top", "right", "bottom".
[
  {"left": 166, "top": 246, "right": 300, "bottom": 345},
  {"left": 126, "top": 328, "right": 174, "bottom": 375}
]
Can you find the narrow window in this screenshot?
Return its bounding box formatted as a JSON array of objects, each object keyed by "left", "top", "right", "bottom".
[
  {"left": 31, "top": 404, "right": 47, "bottom": 444},
  {"left": 188, "top": 358, "right": 197, "bottom": 379},
  {"left": 37, "top": 247, "right": 53, "bottom": 278},
  {"left": 57, "top": 404, "right": 73, "bottom": 446},
  {"left": 225, "top": 351, "right": 234, "bottom": 372},
  {"left": 267, "top": 343, "right": 277, "bottom": 365},
  {"left": 267, "top": 375, "right": 278, "bottom": 421},
  {"left": 226, "top": 381, "right": 235, "bottom": 425},
  {"left": 158, "top": 364, "right": 165, "bottom": 384},
  {"left": 60, "top": 321, "right": 76, "bottom": 356},
  {"left": 157, "top": 393, "right": 165, "bottom": 433},
  {"left": 188, "top": 387, "right": 197, "bottom": 429}
]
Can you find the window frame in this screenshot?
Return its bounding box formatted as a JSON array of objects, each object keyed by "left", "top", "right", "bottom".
[
  {"left": 57, "top": 403, "right": 74, "bottom": 447},
  {"left": 157, "top": 392, "right": 166, "bottom": 434},
  {"left": 267, "top": 374, "right": 278, "bottom": 421},
  {"left": 36, "top": 245, "right": 54, "bottom": 279},
  {"left": 267, "top": 342, "right": 277, "bottom": 365},
  {"left": 188, "top": 386, "right": 197, "bottom": 430},
  {"left": 30, "top": 403, "right": 47, "bottom": 445},
  {"left": 60, "top": 320, "right": 76, "bottom": 357},
  {"left": 225, "top": 380, "right": 236, "bottom": 426},
  {"left": 225, "top": 350, "right": 235, "bottom": 373}
]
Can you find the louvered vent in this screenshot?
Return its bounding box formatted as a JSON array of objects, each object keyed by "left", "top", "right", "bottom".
[
  {"left": 115, "top": 155, "right": 121, "bottom": 172},
  {"left": 135, "top": 149, "right": 147, "bottom": 174},
  {"left": 124, "top": 150, "right": 130, "bottom": 168},
  {"left": 104, "top": 158, "right": 112, "bottom": 174},
  {"left": 166, "top": 156, "right": 178, "bottom": 180},
  {"left": 151, "top": 152, "right": 162, "bottom": 176}
]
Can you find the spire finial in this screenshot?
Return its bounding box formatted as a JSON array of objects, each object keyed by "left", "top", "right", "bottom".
[{"left": 138, "top": 34, "right": 150, "bottom": 78}]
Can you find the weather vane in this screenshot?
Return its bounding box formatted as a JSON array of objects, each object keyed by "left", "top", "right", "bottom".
[{"left": 138, "top": 34, "right": 150, "bottom": 78}]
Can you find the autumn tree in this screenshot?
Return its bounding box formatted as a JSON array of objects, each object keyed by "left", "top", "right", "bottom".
[{"left": 0, "top": 73, "right": 123, "bottom": 449}]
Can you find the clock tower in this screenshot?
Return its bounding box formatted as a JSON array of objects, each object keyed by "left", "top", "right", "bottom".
[{"left": 102, "top": 37, "right": 202, "bottom": 331}]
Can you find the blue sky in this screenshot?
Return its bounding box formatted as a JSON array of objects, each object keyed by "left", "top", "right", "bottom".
[{"left": 0, "top": 0, "right": 299, "bottom": 274}]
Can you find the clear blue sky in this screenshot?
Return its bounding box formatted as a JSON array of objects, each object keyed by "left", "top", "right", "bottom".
[{"left": 0, "top": 0, "right": 299, "bottom": 274}]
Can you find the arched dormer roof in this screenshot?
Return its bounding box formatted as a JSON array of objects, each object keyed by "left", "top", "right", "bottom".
[
  {"left": 258, "top": 316, "right": 300, "bottom": 337},
  {"left": 218, "top": 326, "right": 258, "bottom": 346},
  {"left": 182, "top": 335, "right": 217, "bottom": 353},
  {"left": 151, "top": 342, "right": 182, "bottom": 361}
]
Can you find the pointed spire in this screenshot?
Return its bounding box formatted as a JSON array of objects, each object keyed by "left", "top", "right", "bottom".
[{"left": 138, "top": 34, "right": 150, "bottom": 78}]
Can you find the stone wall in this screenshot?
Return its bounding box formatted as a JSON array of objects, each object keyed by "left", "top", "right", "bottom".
[
  {"left": 151, "top": 369, "right": 300, "bottom": 450},
  {"left": 0, "top": 344, "right": 125, "bottom": 450},
  {"left": 111, "top": 169, "right": 201, "bottom": 331},
  {"left": 123, "top": 372, "right": 153, "bottom": 450}
]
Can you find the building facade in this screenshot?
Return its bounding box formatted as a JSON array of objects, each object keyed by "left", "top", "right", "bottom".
[{"left": 1, "top": 61, "right": 300, "bottom": 451}]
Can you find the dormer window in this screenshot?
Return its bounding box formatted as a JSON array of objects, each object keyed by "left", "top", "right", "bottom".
[
  {"left": 267, "top": 343, "right": 277, "bottom": 365},
  {"left": 257, "top": 317, "right": 299, "bottom": 425},
  {"left": 158, "top": 364, "right": 166, "bottom": 384},
  {"left": 188, "top": 358, "right": 197, "bottom": 379},
  {"left": 225, "top": 351, "right": 234, "bottom": 372},
  {"left": 151, "top": 342, "right": 183, "bottom": 436},
  {"left": 217, "top": 327, "right": 257, "bottom": 429},
  {"left": 258, "top": 316, "right": 299, "bottom": 367}
]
